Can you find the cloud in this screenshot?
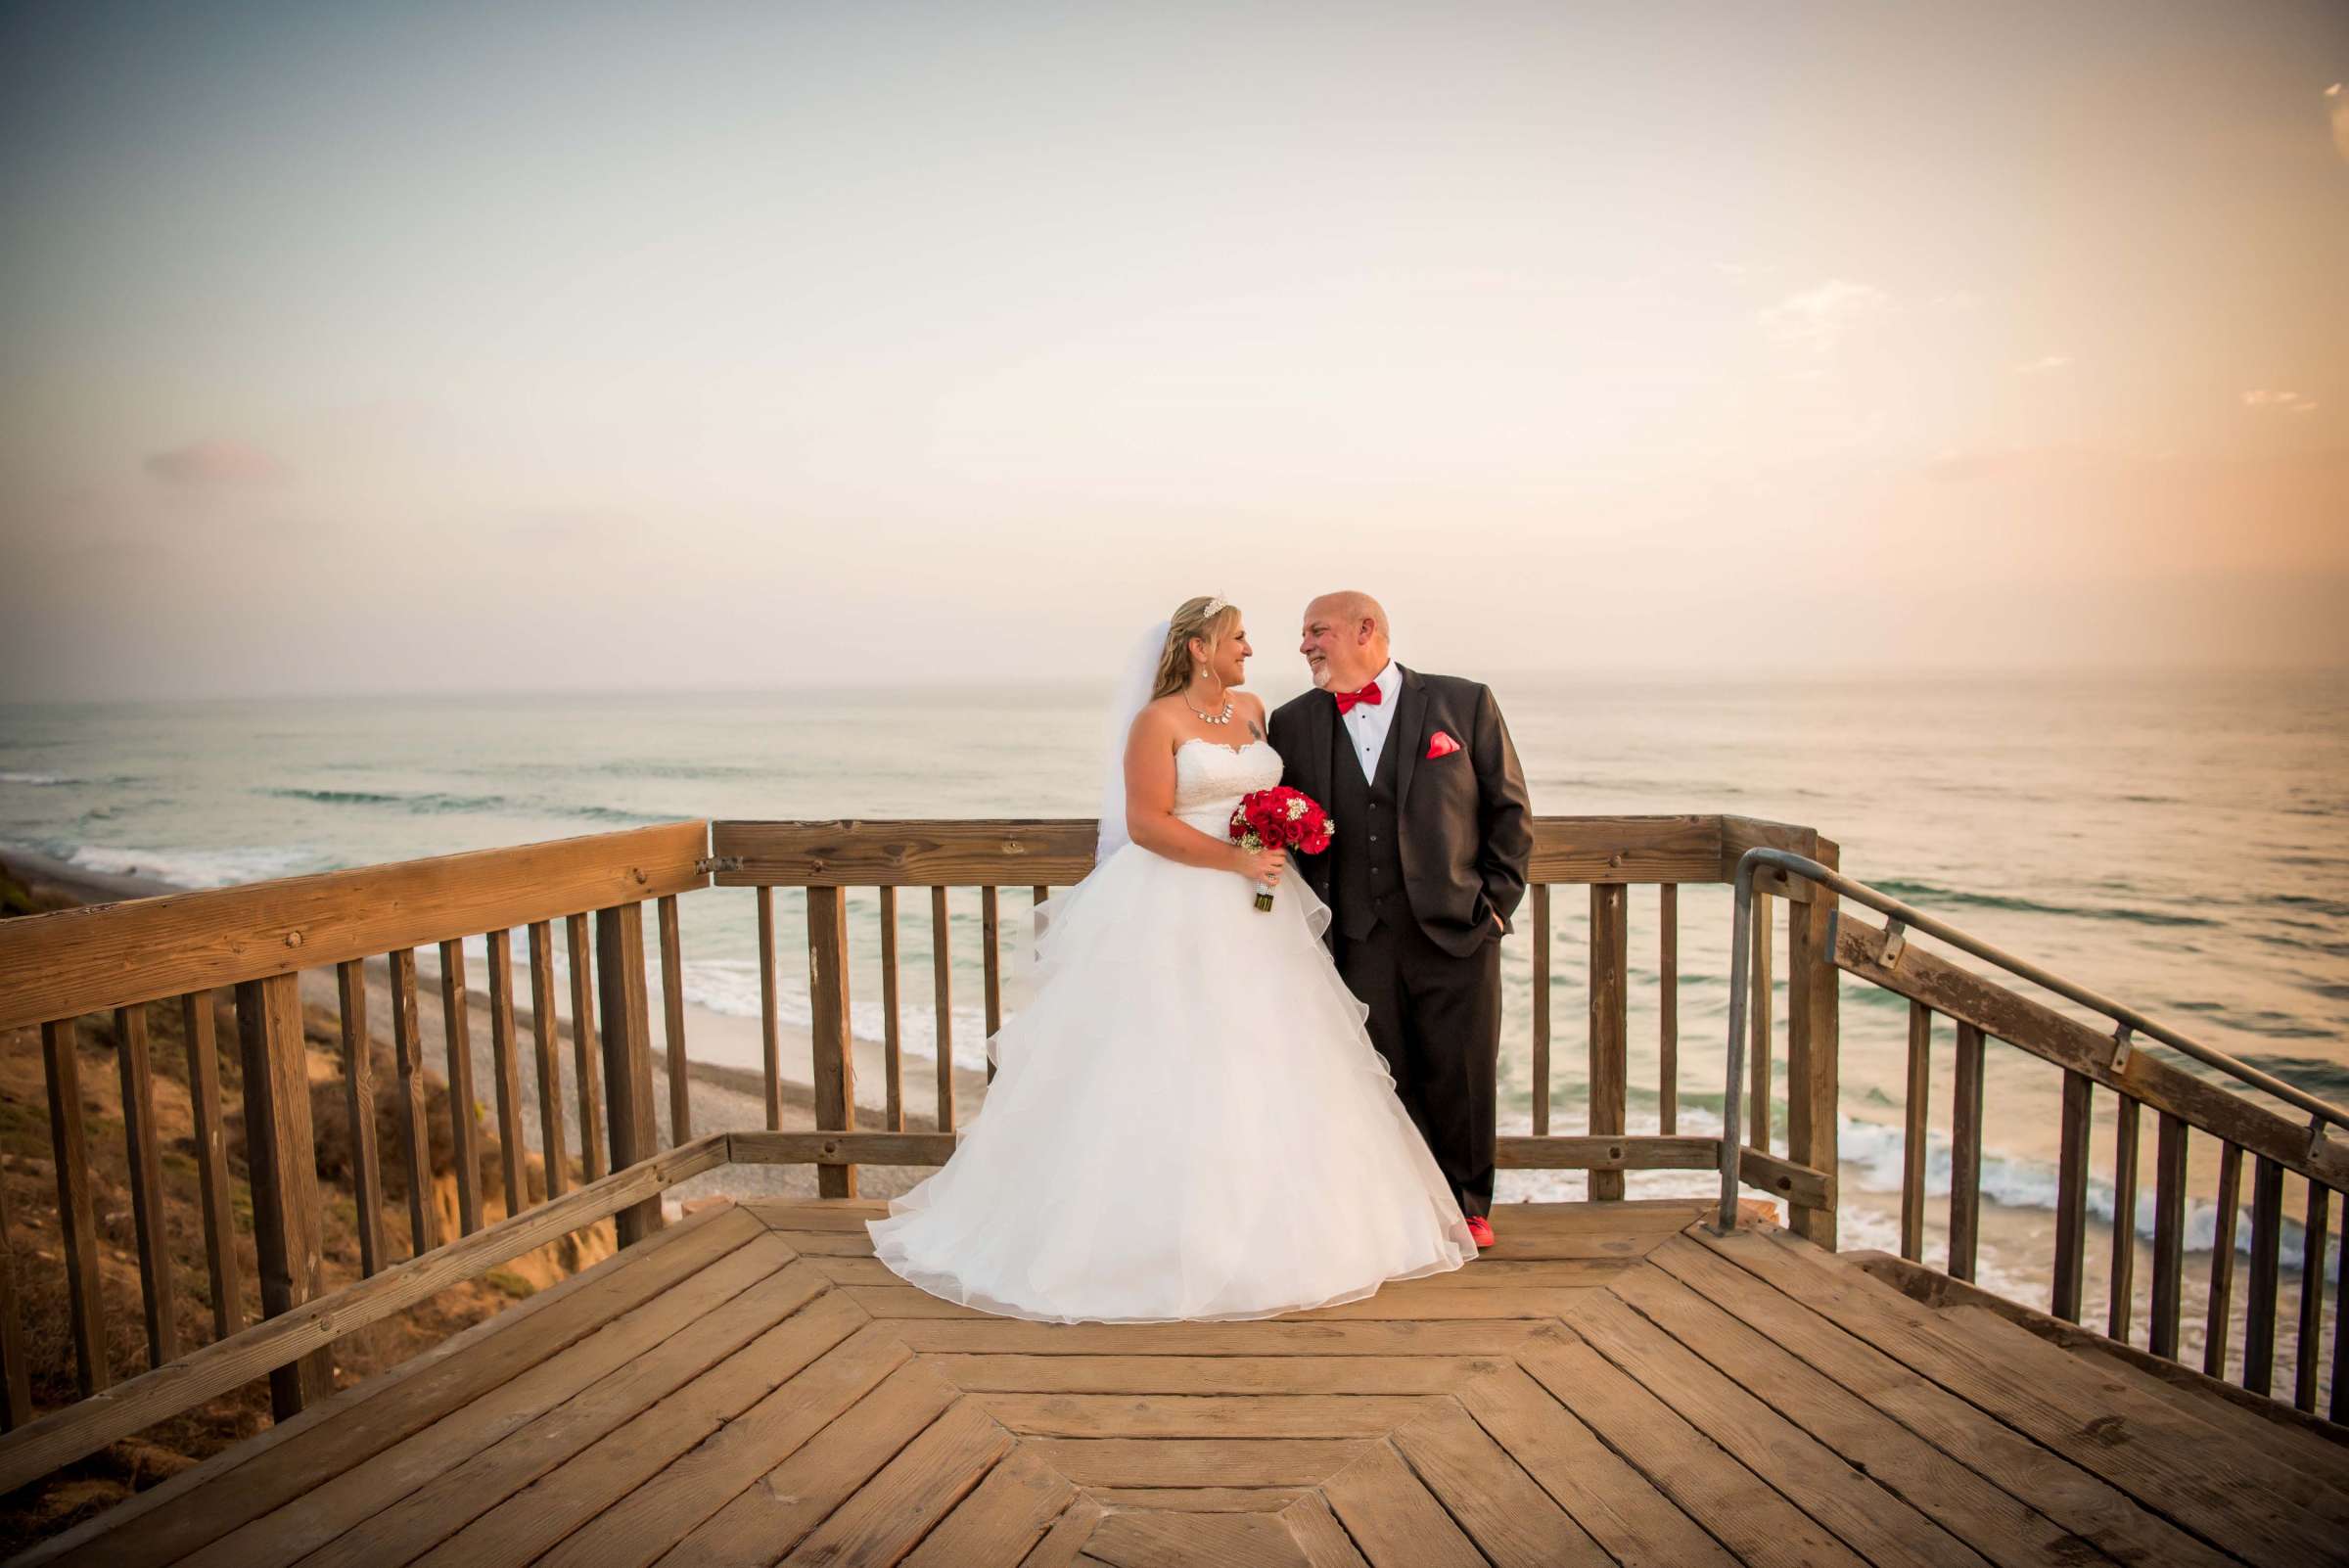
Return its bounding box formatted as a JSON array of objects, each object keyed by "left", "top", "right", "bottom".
[
  {"left": 2331, "top": 83, "right": 2348, "bottom": 163},
  {"left": 2242, "top": 389, "right": 2320, "bottom": 413},
  {"left": 1754, "top": 279, "right": 1892, "bottom": 362},
  {"left": 2016, "top": 354, "right": 2073, "bottom": 375},
  {"left": 142, "top": 438, "right": 288, "bottom": 492}
]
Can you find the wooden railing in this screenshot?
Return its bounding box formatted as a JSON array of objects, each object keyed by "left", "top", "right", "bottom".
[
  {"left": 1829, "top": 902, "right": 2344, "bottom": 1421},
  {"left": 709, "top": 813, "right": 1841, "bottom": 1227},
  {"left": 0, "top": 822, "right": 709, "bottom": 1469},
  {"left": 6, "top": 806, "right": 2342, "bottom": 1507}
]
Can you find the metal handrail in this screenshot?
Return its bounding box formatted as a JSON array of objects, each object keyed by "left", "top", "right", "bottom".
[{"left": 1717, "top": 848, "right": 2348, "bottom": 1229}]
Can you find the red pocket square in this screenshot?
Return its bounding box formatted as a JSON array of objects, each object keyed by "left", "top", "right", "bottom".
[{"left": 1425, "top": 730, "right": 1461, "bottom": 760}]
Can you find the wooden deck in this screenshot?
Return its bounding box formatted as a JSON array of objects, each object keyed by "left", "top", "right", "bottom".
[{"left": 20, "top": 1198, "right": 2347, "bottom": 1568}]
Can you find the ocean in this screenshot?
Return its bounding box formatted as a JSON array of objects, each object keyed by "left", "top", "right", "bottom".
[{"left": 3, "top": 670, "right": 2344, "bottom": 1376}]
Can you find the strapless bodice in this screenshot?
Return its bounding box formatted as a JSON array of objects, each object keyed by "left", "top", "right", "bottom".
[{"left": 1173, "top": 737, "right": 1282, "bottom": 830}]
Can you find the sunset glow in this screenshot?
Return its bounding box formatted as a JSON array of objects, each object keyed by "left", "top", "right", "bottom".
[{"left": 3, "top": 2, "right": 2343, "bottom": 697}]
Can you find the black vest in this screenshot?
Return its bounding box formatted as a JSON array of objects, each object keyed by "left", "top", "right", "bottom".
[{"left": 1329, "top": 705, "right": 1405, "bottom": 941}]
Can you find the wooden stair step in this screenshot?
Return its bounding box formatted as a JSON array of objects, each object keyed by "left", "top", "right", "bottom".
[
  {"left": 1564, "top": 1290, "right": 1993, "bottom": 1568},
  {"left": 2042, "top": 1330, "right": 2349, "bottom": 1501},
  {"left": 1606, "top": 1262, "right": 2109, "bottom": 1568},
  {"left": 1318, "top": 1441, "right": 1485, "bottom": 1568},
  {"left": 321, "top": 1263, "right": 850, "bottom": 1568},
  {"left": 903, "top": 1448, "right": 1080, "bottom": 1568},
  {"left": 1454, "top": 1357, "right": 1734, "bottom": 1567},
  {"left": 1084, "top": 1508, "right": 1312, "bottom": 1568},
  {"left": 926, "top": 1355, "right": 1509, "bottom": 1396},
  {"left": 181, "top": 1231, "right": 809, "bottom": 1568},
  {"left": 33, "top": 1203, "right": 769, "bottom": 1568},
  {"left": 1648, "top": 1233, "right": 2240, "bottom": 1568},
  {"left": 1689, "top": 1224, "right": 2341, "bottom": 1568},
  {"left": 778, "top": 1398, "right": 1013, "bottom": 1566},
  {"left": 1516, "top": 1331, "right": 1871, "bottom": 1568},
  {"left": 1387, "top": 1397, "right": 1612, "bottom": 1566},
  {"left": 655, "top": 1360, "right": 965, "bottom": 1566},
  {"left": 533, "top": 1320, "right": 912, "bottom": 1568},
  {"left": 889, "top": 1320, "right": 1543, "bottom": 1356},
  {"left": 1020, "top": 1438, "right": 1371, "bottom": 1488},
  {"left": 1082, "top": 1488, "right": 1310, "bottom": 1512},
  {"left": 973, "top": 1393, "right": 1439, "bottom": 1438}
]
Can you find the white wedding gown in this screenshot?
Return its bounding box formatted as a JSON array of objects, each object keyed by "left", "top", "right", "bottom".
[{"left": 868, "top": 737, "right": 1476, "bottom": 1323}]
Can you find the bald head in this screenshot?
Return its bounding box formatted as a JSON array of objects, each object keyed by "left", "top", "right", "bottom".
[{"left": 1300, "top": 590, "right": 1392, "bottom": 691}]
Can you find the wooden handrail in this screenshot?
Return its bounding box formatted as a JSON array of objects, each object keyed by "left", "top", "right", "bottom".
[
  {"left": 712, "top": 813, "right": 1774, "bottom": 888},
  {"left": 0, "top": 1131, "right": 729, "bottom": 1497},
  {"left": 1833, "top": 905, "right": 2343, "bottom": 1418},
  {"left": 0, "top": 822, "right": 712, "bottom": 1034},
  {"left": 709, "top": 814, "right": 1843, "bottom": 1233},
  {"left": 0, "top": 809, "right": 1857, "bottom": 1491},
  {"left": 0, "top": 823, "right": 719, "bottom": 1446},
  {"left": 1836, "top": 914, "right": 2349, "bottom": 1192}
]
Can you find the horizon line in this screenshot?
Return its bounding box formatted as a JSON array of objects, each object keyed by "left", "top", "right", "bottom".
[{"left": 5, "top": 661, "right": 2347, "bottom": 709}]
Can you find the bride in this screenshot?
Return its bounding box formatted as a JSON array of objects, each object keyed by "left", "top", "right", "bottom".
[{"left": 867, "top": 595, "right": 1476, "bottom": 1322}]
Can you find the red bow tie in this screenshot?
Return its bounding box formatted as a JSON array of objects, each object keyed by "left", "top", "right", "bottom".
[{"left": 1332, "top": 682, "right": 1385, "bottom": 715}]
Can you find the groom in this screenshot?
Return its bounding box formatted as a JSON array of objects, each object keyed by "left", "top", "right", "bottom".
[{"left": 1268, "top": 592, "right": 1533, "bottom": 1247}]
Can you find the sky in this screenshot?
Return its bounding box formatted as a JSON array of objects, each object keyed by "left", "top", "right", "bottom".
[{"left": 2, "top": 0, "right": 2344, "bottom": 701}]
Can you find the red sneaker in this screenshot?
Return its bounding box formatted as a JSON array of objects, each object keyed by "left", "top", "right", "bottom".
[{"left": 1466, "top": 1215, "right": 1496, "bottom": 1249}]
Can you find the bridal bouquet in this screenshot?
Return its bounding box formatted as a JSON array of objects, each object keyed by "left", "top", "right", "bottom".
[{"left": 1229, "top": 786, "right": 1334, "bottom": 912}]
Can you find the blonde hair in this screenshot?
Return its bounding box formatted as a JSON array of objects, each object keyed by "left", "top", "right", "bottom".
[{"left": 1151, "top": 596, "right": 1241, "bottom": 700}]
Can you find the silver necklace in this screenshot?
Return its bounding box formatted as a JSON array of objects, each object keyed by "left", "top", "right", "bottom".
[{"left": 1186, "top": 687, "right": 1235, "bottom": 725}]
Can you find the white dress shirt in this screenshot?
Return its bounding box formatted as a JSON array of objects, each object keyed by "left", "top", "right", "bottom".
[{"left": 1344, "top": 660, "right": 1404, "bottom": 783}]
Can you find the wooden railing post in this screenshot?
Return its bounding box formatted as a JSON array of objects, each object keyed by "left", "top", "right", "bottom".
[
  {"left": 1749, "top": 892, "right": 1773, "bottom": 1154},
  {"left": 657, "top": 895, "right": 691, "bottom": 1145},
  {"left": 1949, "top": 1021, "right": 1986, "bottom": 1280},
  {"left": 2051, "top": 1071, "right": 2093, "bottom": 1322},
  {"left": 387, "top": 949, "right": 438, "bottom": 1257},
  {"left": 181, "top": 991, "right": 245, "bottom": 1339},
  {"left": 335, "top": 961, "right": 386, "bottom": 1277},
  {"left": 1587, "top": 885, "right": 1628, "bottom": 1202},
  {"left": 1901, "top": 1003, "right": 1933, "bottom": 1263},
  {"left": 39, "top": 1020, "right": 105, "bottom": 1399},
  {"left": 233, "top": 973, "right": 332, "bottom": 1416},
  {"left": 114, "top": 1003, "right": 178, "bottom": 1367},
  {"left": 1530, "top": 885, "right": 1551, "bottom": 1136},
  {"left": 565, "top": 912, "right": 607, "bottom": 1181},
  {"left": 931, "top": 886, "right": 955, "bottom": 1135},
  {"left": 484, "top": 929, "right": 528, "bottom": 1222},
  {"left": 0, "top": 1151, "right": 27, "bottom": 1429},
  {"left": 438, "top": 939, "right": 482, "bottom": 1236},
  {"left": 2244, "top": 1156, "right": 2283, "bottom": 1394},
  {"left": 806, "top": 885, "right": 857, "bottom": 1198},
  {"left": 527, "top": 923, "right": 571, "bottom": 1200},
  {"left": 596, "top": 902, "right": 665, "bottom": 1245},
  {"left": 1783, "top": 839, "right": 1840, "bottom": 1247}
]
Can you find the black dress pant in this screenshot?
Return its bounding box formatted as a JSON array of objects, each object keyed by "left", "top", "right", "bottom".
[{"left": 1334, "top": 913, "right": 1501, "bottom": 1219}]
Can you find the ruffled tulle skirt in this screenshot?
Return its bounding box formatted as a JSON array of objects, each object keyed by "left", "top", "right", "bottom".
[{"left": 867, "top": 835, "right": 1475, "bottom": 1323}]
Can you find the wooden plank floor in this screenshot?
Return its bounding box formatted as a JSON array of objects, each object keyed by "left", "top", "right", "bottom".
[{"left": 18, "top": 1197, "right": 2347, "bottom": 1568}]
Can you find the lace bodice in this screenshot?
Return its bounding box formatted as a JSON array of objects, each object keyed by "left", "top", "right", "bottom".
[{"left": 1173, "top": 738, "right": 1283, "bottom": 829}]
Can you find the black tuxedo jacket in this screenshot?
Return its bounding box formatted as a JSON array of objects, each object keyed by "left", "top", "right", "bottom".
[{"left": 1268, "top": 667, "right": 1535, "bottom": 958}]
